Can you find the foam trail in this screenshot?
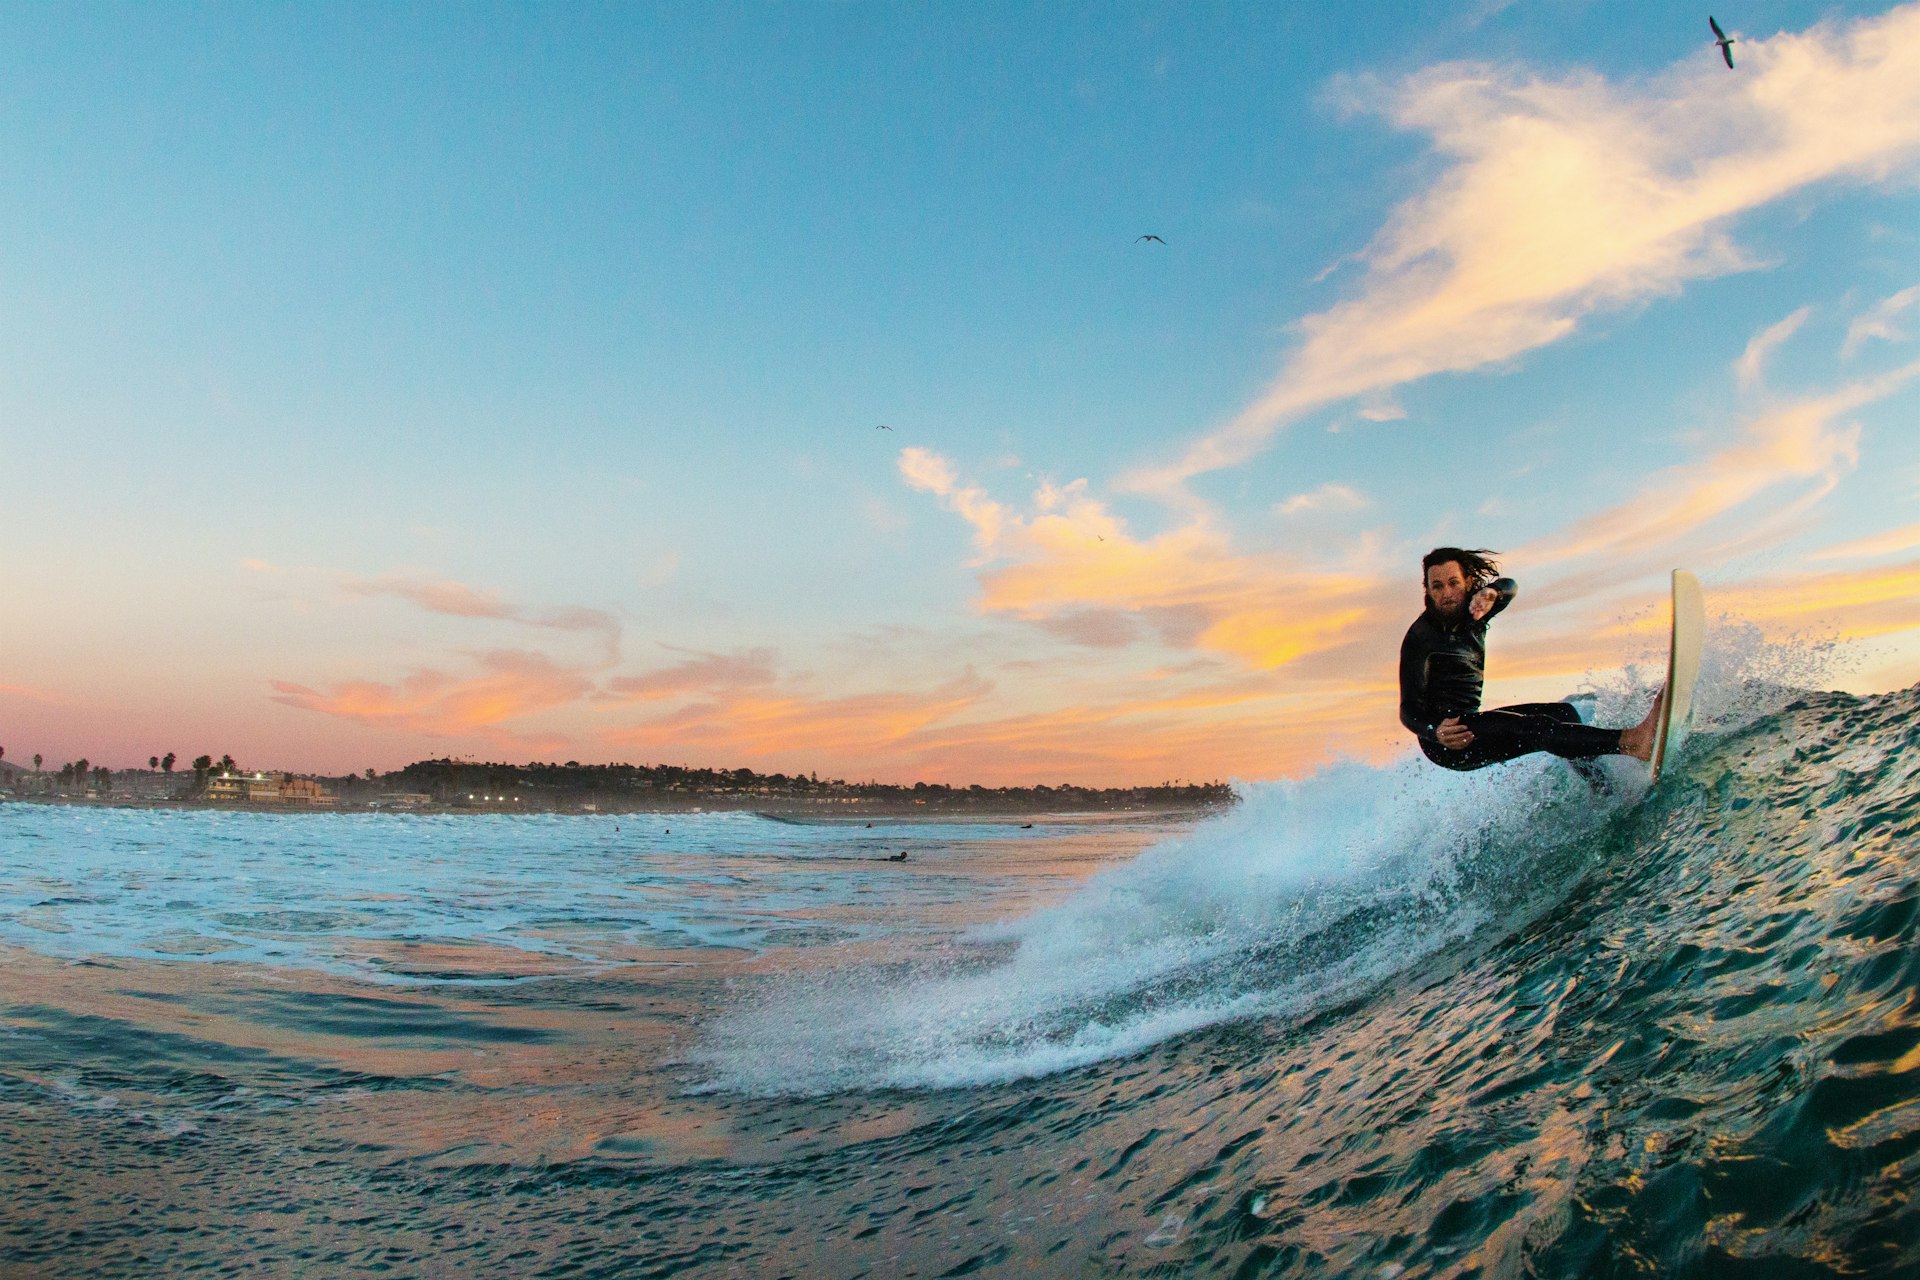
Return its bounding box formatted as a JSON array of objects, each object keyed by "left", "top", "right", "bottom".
[
  {"left": 699, "top": 626, "right": 1840, "bottom": 1097},
  {"left": 697, "top": 752, "right": 1618, "bottom": 1095}
]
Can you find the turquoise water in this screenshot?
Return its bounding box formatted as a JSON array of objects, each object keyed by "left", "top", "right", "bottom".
[{"left": 3, "top": 683, "right": 1916, "bottom": 1276}]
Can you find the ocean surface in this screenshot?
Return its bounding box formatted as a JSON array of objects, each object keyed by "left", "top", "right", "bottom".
[{"left": 4, "top": 679, "right": 1917, "bottom": 1276}]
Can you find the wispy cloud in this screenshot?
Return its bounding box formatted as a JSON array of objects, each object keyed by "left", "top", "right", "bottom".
[
  {"left": 1842, "top": 283, "right": 1920, "bottom": 358},
  {"left": 607, "top": 669, "right": 994, "bottom": 765},
  {"left": 1516, "top": 360, "right": 1920, "bottom": 599},
  {"left": 271, "top": 650, "right": 594, "bottom": 745},
  {"left": 1276, "top": 483, "right": 1370, "bottom": 516},
  {"left": 1125, "top": 3, "right": 1920, "bottom": 493},
  {"left": 1735, "top": 307, "right": 1811, "bottom": 394},
  {"left": 342, "top": 573, "right": 623, "bottom": 662},
  {"left": 603, "top": 647, "right": 780, "bottom": 702},
  {"left": 1809, "top": 521, "right": 1920, "bottom": 562}
]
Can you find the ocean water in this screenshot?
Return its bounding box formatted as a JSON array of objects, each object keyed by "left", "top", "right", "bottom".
[{"left": 3, "top": 682, "right": 1917, "bottom": 1276}]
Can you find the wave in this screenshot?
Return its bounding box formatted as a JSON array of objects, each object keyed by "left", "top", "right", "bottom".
[{"left": 696, "top": 626, "right": 1849, "bottom": 1096}]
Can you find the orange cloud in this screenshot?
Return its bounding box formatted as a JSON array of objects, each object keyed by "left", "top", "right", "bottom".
[
  {"left": 606, "top": 669, "right": 994, "bottom": 766},
  {"left": 1128, "top": 3, "right": 1920, "bottom": 491},
  {"left": 603, "top": 648, "right": 779, "bottom": 702},
  {"left": 272, "top": 650, "right": 593, "bottom": 743},
  {"left": 906, "top": 449, "right": 1394, "bottom": 672},
  {"left": 1716, "top": 557, "right": 1920, "bottom": 639}
]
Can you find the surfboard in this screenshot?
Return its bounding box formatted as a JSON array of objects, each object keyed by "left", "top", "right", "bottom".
[{"left": 1649, "top": 570, "right": 1705, "bottom": 785}]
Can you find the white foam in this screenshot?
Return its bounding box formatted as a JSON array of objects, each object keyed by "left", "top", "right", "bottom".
[{"left": 695, "top": 754, "right": 1617, "bottom": 1096}]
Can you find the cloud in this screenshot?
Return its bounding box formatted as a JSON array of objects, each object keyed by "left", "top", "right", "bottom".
[
  {"left": 607, "top": 669, "right": 995, "bottom": 764},
  {"left": 904, "top": 449, "right": 1396, "bottom": 673},
  {"left": 1842, "top": 283, "right": 1920, "bottom": 358},
  {"left": 346, "top": 575, "right": 514, "bottom": 620},
  {"left": 343, "top": 573, "right": 623, "bottom": 660},
  {"left": 272, "top": 650, "right": 595, "bottom": 742},
  {"left": 1717, "top": 557, "right": 1920, "bottom": 639},
  {"left": 899, "top": 447, "right": 1009, "bottom": 555},
  {"left": 1516, "top": 360, "right": 1920, "bottom": 598},
  {"left": 1355, "top": 394, "right": 1408, "bottom": 423},
  {"left": 1735, "top": 307, "right": 1811, "bottom": 394},
  {"left": 603, "top": 647, "right": 780, "bottom": 702},
  {"left": 1809, "top": 521, "right": 1920, "bottom": 562},
  {"left": 1125, "top": 3, "right": 1920, "bottom": 493},
  {"left": 1276, "top": 483, "right": 1370, "bottom": 516}
]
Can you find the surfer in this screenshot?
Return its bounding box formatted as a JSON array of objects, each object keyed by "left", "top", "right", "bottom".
[{"left": 1399, "top": 547, "right": 1661, "bottom": 772}]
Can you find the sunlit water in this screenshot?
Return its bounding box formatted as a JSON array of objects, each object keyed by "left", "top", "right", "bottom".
[{"left": 4, "top": 679, "right": 1917, "bottom": 1276}]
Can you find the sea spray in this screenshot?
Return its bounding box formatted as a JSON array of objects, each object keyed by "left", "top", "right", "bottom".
[{"left": 694, "top": 751, "right": 1628, "bottom": 1095}]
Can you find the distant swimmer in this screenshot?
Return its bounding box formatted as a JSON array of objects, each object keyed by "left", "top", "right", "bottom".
[
  {"left": 1710, "top": 16, "right": 1735, "bottom": 67},
  {"left": 1020, "top": 823, "right": 1033, "bottom": 829},
  {"left": 1136, "top": 234, "right": 1166, "bottom": 245},
  {"left": 1399, "top": 547, "right": 1661, "bottom": 774},
  {"left": 886, "top": 850, "right": 908, "bottom": 862}
]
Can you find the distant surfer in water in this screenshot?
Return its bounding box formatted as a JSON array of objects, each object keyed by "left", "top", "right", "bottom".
[{"left": 1400, "top": 547, "right": 1661, "bottom": 772}]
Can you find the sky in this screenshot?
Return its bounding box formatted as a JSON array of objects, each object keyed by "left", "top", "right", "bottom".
[{"left": 3, "top": 0, "right": 1919, "bottom": 785}]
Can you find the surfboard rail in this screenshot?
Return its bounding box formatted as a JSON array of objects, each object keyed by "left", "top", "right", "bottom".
[{"left": 1650, "top": 569, "right": 1705, "bottom": 784}]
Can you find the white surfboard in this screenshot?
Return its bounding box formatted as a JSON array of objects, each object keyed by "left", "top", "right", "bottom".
[{"left": 1649, "top": 570, "right": 1705, "bottom": 785}]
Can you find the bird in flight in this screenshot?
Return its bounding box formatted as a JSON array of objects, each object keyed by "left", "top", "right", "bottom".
[
  {"left": 1710, "top": 16, "right": 1735, "bottom": 67},
  {"left": 1136, "top": 234, "right": 1166, "bottom": 245},
  {"left": 876, "top": 424, "right": 893, "bottom": 431}
]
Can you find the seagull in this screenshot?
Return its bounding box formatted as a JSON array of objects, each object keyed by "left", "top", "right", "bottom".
[
  {"left": 1136, "top": 234, "right": 1166, "bottom": 245},
  {"left": 876, "top": 424, "right": 893, "bottom": 431},
  {"left": 1710, "top": 16, "right": 1735, "bottom": 68}
]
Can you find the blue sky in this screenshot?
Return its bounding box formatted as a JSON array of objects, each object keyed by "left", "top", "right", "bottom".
[{"left": 4, "top": 1, "right": 1918, "bottom": 781}]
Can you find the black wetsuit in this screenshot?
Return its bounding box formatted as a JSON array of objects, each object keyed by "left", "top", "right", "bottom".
[{"left": 1398, "top": 578, "right": 1623, "bottom": 772}]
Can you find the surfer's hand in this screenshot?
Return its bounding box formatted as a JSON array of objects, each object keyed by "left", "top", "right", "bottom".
[
  {"left": 1436, "top": 717, "right": 1474, "bottom": 749},
  {"left": 1468, "top": 587, "right": 1497, "bottom": 620}
]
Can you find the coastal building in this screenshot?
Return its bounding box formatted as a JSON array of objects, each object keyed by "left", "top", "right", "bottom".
[{"left": 205, "top": 772, "right": 335, "bottom": 806}]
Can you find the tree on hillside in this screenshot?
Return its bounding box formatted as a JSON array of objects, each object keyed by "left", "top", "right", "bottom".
[
  {"left": 162, "top": 752, "right": 175, "bottom": 773},
  {"left": 33, "top": 753, "right": 42, "bottom": 771},
  {"left": 365, "top": 767, "right": 375, "bottom": 781},
  {"left": 192, "top": 755, "right": 213, "bottom": 791},
  {"left": 150, "top": 756, "right": 159, "bottom": 770},
  {"left": 218, "top": 754, "right": 236, "bottom": 772}
]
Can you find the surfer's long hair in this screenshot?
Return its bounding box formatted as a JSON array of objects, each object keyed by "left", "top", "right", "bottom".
[{"left": 1421, "top": 546, "right": 1502, "bottom": 591}]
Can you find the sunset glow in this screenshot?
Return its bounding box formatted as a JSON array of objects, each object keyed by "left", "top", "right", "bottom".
[{"left": 4, "top": 2, "right": 1919, "bottom": 785}]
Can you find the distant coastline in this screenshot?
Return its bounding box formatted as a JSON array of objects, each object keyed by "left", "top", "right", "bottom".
[{"left": 0, "top": 756, "right": 1237, "bottom": 818}]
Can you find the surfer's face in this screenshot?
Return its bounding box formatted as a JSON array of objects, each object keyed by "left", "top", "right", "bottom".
[{"left": 1424, "top": 562, "right": 1469, "bottom": 618}]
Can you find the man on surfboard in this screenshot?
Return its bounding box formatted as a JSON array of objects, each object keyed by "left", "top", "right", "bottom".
[{"left": 1399, "top": 547, "right": 1661, "bottom": 771}]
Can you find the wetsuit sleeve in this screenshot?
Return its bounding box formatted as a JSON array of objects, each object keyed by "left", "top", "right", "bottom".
[
  {"left": 1398, "top": 627, "right": 1437, "bottom": 743},
  {"left": 1480, "top": 577, "right": 1517, "bottom": 624}
]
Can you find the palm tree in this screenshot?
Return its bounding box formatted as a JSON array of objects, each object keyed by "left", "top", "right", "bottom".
[
  {"left": 192, "top": 755, "right": 213, "bottom": 791},
  {"left": 161, "top": 752, "right": 175, "bottom": 774},
  {"left": 149, "top": 756, "right": 159, "bottom": 770}
]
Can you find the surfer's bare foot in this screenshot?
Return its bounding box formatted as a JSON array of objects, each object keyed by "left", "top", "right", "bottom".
[{"left": 1618, "top": 687, "right": 1665, "bottom": 761}]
